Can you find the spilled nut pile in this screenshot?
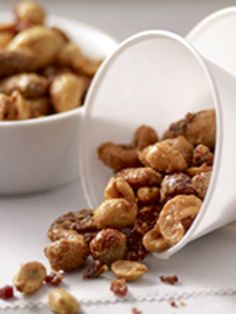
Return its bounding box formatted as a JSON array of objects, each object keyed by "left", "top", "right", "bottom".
[{"left": 0, "top": 0, "right": 102, "bottom": 120}]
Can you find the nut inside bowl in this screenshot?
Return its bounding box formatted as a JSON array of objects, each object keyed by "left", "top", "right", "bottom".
[
  {"left": 79, "top": 30, "right": 227, "bottom": 258},
  {"left": 0, "top": 12, "right": 117, "bottom": 194}
]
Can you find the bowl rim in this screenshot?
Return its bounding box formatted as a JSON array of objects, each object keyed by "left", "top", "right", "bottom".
[{"left": 0, "top": 12, "right": 118, "bottom": 128}]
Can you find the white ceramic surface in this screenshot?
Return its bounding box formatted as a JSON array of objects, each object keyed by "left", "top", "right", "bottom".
[
  {"left": 79, "top": 30, "right": 236, "bottom": 258},
  {"left": 0, "top": 14, "right": 117, "bottom": 195}
]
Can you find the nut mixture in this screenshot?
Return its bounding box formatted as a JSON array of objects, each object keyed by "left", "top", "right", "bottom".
[{"left": 0, "top": 0, "right": 102, "bottom": 120}]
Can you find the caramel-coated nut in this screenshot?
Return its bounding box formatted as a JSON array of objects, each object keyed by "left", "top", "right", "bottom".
[
  {"left": 192, "top": 144, "right": 213, "bottom": 166},
  {"left": 28, "top": 97, "right": 51, "bottom": 118},
  {"left": 0, "top": 93, "right": 11, "bottom": 120},
  {"left": 192, "top": 171, "right": 211, "bottom": 199},
  {"left": 98, "top": 142, "right": 142, "bottom": 171},
  {"left": 186, "top": 163, "right": 212, "bottom": 177},
  {"left": 111, "top": 260, "right": 148, "bottom": 281},
  {"left": 90, "top": 229, "right": 127, "bottom": 265},
  {"left": 0, "top": 73, "right": 48, "bottom": 99},
  {"left": 50, "top": 73, "right": 84, "bottom": 112},
  {"left": 48, "top": 288, "right": 80, "bottom": 314},
  {"left": 57, "top": 42, "right": 83, "bottom": 67},
  {"left": 45, "top": 233, "right": 89, "bottom": 272},
  {"left": 160, "top": 173, "right": 195, "bottom": 202},
  {"left": 0, "top": 31, "right": 14, "bottom": 48},
  {"left": 9, "top": 90, "right": 31, "bottom": 120},
  {"left": 138, "top": 142, "right": 187, "bottom": 173},
  {"left": 13, "top": 261, "right": 46, "bottom": 294},
  {"left": 142, "top": 223, "right": 170, "bottom": 252},
  {"left": 158, "top": 195, "right": 202, "bottom": 245},
  {"left": 14, "top": 0, "right": 46, "bottom": 25},
  {"left": 163, "top": 135, "right": 193, "bottom": 164},
  {"left": 164, "top": 109, "right": 216, "bottom": 149},
  {"left": 104, "top": 177, "right": 136, "bottom": 202},
  {"left": 132, "top": 125, "right": 159, "bottom": 150},
  {"left": 116, "top": 167, "right": 162, "bottom": 189},
  {"left": 137, "top": 187, "right": 160, "bottom": 205},
  {"left": 94, "top": 198, "right": 138, "bottom": 229}
]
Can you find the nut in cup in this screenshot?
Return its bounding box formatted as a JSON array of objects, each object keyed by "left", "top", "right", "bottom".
[{"left": 79, "top": 30, "right": 236, "bottom": 258}]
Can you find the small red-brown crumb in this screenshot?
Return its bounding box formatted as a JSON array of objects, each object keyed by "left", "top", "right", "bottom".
[
  {"left": 160, "top": 275, "right": 179, "bottom": 285},
  {"left": 83, "top": 260, "right": 108, "bottom": 279},
  {"left": 45, "top": 272, "right": 63, "bottom": 286},
  {"left": 110, "top": 278, "right": 128, "bottom": 297},
  {"left": 0, "top": 285, "right": 14, "bottom": 300},
  {"left": 132, "top": 307, "right": 142, "bottom": 314},
  {"left": 169, "top": 299, "right": 178, "bottom": 308}
]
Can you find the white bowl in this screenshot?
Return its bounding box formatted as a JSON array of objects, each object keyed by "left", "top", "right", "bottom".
[{"left": 0, "top": 14, "right": 118, "bottom": 195}]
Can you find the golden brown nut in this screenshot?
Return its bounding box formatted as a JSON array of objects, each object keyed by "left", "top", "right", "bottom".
[
  {"left": 13, "top": 261, "right": 46, "bottom": 294},
  {"left": 142, "top": 223, "right": 170, "bottom": 252},
  {"left": 192, "top": 144, "right": 213, "bottom": 166},
  {"left": 48, "top": 288, "right": 80, "bottom": 314},
  {"left": 186, "top": 163, "right": 212, "bottom": 177},
  {"left": 0, "top": 73, "right": 48, "bottom": 99},
  {"left": 0, "top": 31, "right": 14, "bottom": 48},
  {"left": 94, "top": 198, "right": 138, "bottom": 229},
  {"left": 111, "top": 260, "right": 148, "bottom": 281},
  {"left": 45, "top": 233, "right": 89, "bottom": 272},
  {"left": 0, "top": 93, "right": 11, "bottom": 120},
  {"left": 164, "top": 109, "right": 216, "bottom": 149},
  {"left": 50, "top": 73, "right": 84, "bottom": 112},
  {"left": 138, "top": 142, "right": 187, "bottom": 173},
  {"left": 8, "top": 26, "right": 65, "bottom": 69},
  {"left": 132, "top": 125, "right": 159, "bottom": 150},
  {"left": 192, "top": 171, "right": 211, "bottom": 199},
  {"left": 137, "top": 187, "right": 160, "bottom": 205},
  {"left": 89, "top": 229, "right": 127, "bottom": 265},
  {"left": 74, "top": 58, "right": 102, "bottom": 77},
  {"left": 57, "top": 42, "right": 83, "bottom": 67},
  {"left": 163, "top": 135, "right": 193, "bottom": 164},
  {"left": 97, "top": 142, "right": 142, "bottom": 171},
  {"left": 116, "top": 167, "right": 162, "bottom": 189},
  {"left": 28, "top": 97, "right": 51, "bottom": 118},
  {"left": 104, "top": 177, "right": 136, "bottom": 202},
  {"left": 158, "top": 195, "right": 202, "bottom": 245},
  {"left": 4, "top": 90, "right": 31, "bottom": 120},
  {"left": 160, "top": 173, "right": 195, "bottom": 202},
  {"left": 14, "top": 0, "right": 46, "bottom": 25}
]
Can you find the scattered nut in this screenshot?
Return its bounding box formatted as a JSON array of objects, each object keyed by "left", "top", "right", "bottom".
[
  {"left": 104, "top": 177, "right": 136, "bottom": 202},
  {"left": 192, "top": 171, "right": 211, "bottom": 199},
  {"left": 132, "top": 125, "right": 159, "bottom": 150},
  {"left": 13, "top": 261, "right": 46, "bottom": 294},
  {"left": 48, "top": 288, "right": 80, "bottom": 314},
  {"left": 110, "top": 278, "right": 128, "bottom": 297},
  {"left": 111, "top": 260, "right": 148, "bottom": 281}
]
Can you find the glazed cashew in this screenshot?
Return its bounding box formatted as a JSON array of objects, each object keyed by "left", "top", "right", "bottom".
[
  {"left": 132, "top": 125, "right": 159, "bottom": 150},
  {"left": 14, "top": 0, "right": 46, "bottom": 25},
  {"left": 104, "top": 177, "right": 136, "bottom": 202},
  {"left": 50, "top": 73, "right": 84, "bottom": 112},
  {"left": 158, "top": 195, "right": 202, "bottom": 245},
  {"left": 163, "top": 135, "right": 193, "bottom": 164},
  {"left": 48, "top": 289, "right": 80, "bottom": 314},
  {"left": 111, "top": 260, "right": 148, "bottom": 281},
  {"left": 94, "top": 198, "right": 138, "bottom": 229},
  {"left": 142, "top": 223, "right": 170, "bottom": 252}
]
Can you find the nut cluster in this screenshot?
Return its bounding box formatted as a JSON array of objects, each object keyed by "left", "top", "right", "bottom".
[{"left": 0, "top": 0, "right": 102, "bottom": 120}]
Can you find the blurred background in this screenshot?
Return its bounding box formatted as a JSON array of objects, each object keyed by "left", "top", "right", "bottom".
[{"left": 0, "top": 0, "right": 236, "bottom": 40}]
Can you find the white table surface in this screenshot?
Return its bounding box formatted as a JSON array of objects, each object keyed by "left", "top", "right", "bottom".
[{"left": 1, "top": 0, "right": 236, "bottom": 313}]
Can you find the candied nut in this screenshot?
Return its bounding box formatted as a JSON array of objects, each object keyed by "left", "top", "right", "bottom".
[
  {"left": 0, "top": 31, "right": 14, "bottom": 48},
  {"left": 45, "top": 233, "right": 89, "bottom": 272},
  {"left": 28, "top": 97, "right": 51, "bottom": 118},
  {"left": 0, "top": 73, "right": 48, "bottom": 99},
  {"left": 94, "top": 199, "right": 138, "bottom": 229},
  {"left": 89, "top": 229, "right": 127, "bottom": 265},
  {"left": 48, "top": 288, "right": 80, "bottom": 314},
  {"left": 116, "top": 167, "right": 162, "bottom": 189},
  {"left": 160, "top": 275, "right": 179, "bottom": 285},
  {"left": 104, "top": 177, "right": 136, "bottom": 202},
  {"left": 163, "top": 135, "right": 193, "bottom": 164},
  {"left": 50, "top": 73, "right": 84, "bottom": 112},
  {"left": 192, "top": 144, "right": 213, "bottom": 166},
  {"left": 83, "top": 259, "right": 109, "bottom": 279},
  {"left": 111, "top": 260, "right": 148, "bottom": 281},
  {"left": 138, "top": 142, "right": 187, "bottom": 173},
  {"left": 186, "top": 163, "right": 212, "bottom": 177},
  {"left": 137, "top": 187, "right": 160, "bottom": 205},
  {"left": 8, "top": 26, "right": 65, "bottom": 69},
  {"left": 110, "top": 278, "right": 128, "bottom": 297},
  {"left": 0, "top": 93, "right": 11, "bottom": 120},
  {"left": 8, "top": 90, "right": 31, "bottom": 120},
  {"left": 135, "top": 205, "right": 160, "bottom": 234},
  {"left": 132, "top": 125, "right": 159, "bottom": 150},
  {"left": 13, "top": 261, "right": 46, "bottom": 294},
  {"left": 45, "top": 271, "right": 64, "bottom": 287},
  {"left": 14, "top": 0, "right": 46, "bottom": 25},
  {"left": 57, "top": 42, "right": 83, "bottom": 67},
  {"left": 164, "top": 109, "right": 216, "bottom": 149},
  {"left": 158, "top": 195, "right": 202, "bottom": 245},
  {"left": 142, "top": 223, "right": 170, "bottom": 252},
  {"left": 98, "top": 142, "right": 142, "bottom": 171},
  {"left": 74, "top": 57, "right": 102, "bottom": 77},
  {"left": 160, "top": 173, "right": 195, "bottom": 202},
  {"left": 192, "top": 171, "right": 211, "bottom": 199}
]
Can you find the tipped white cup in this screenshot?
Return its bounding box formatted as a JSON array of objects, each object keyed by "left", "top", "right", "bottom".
[
  {"left": 0, "top": 14, "right": 117, "bottom": 195},
  {"left": 79, "top": 30, "right": 236, "bottom": 258}
]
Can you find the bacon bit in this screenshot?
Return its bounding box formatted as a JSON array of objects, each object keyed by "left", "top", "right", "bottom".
[
  {"left": 110, "top": 278, "right": 128, "bottom": 297},
  {"left": 83, "top": 260, "right": 108, "bottom": 279},
  {"left": 132, "top": 307, "right": 142, "bottom": 314},
  {"left": 160, "top": 275, "right": 179, "bottom": 285},
  {"left": 0, "top": 285, "right": 14, "bottom": 300},
  {"left": 45, "top": 272, "right": 63, "bottom": 286}
]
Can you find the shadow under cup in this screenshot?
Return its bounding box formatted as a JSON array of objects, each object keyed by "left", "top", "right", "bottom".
[{"left": 80, "top": 30, "right": 236, "bottom": 258}]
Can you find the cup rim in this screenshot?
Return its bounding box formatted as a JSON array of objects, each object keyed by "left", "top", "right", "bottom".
[
  {"left": 79, "top": 29, "right": 222, "bottom": 259},
  {"left": 0, "top": 13, "right": 118, "bottom": 128}
]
